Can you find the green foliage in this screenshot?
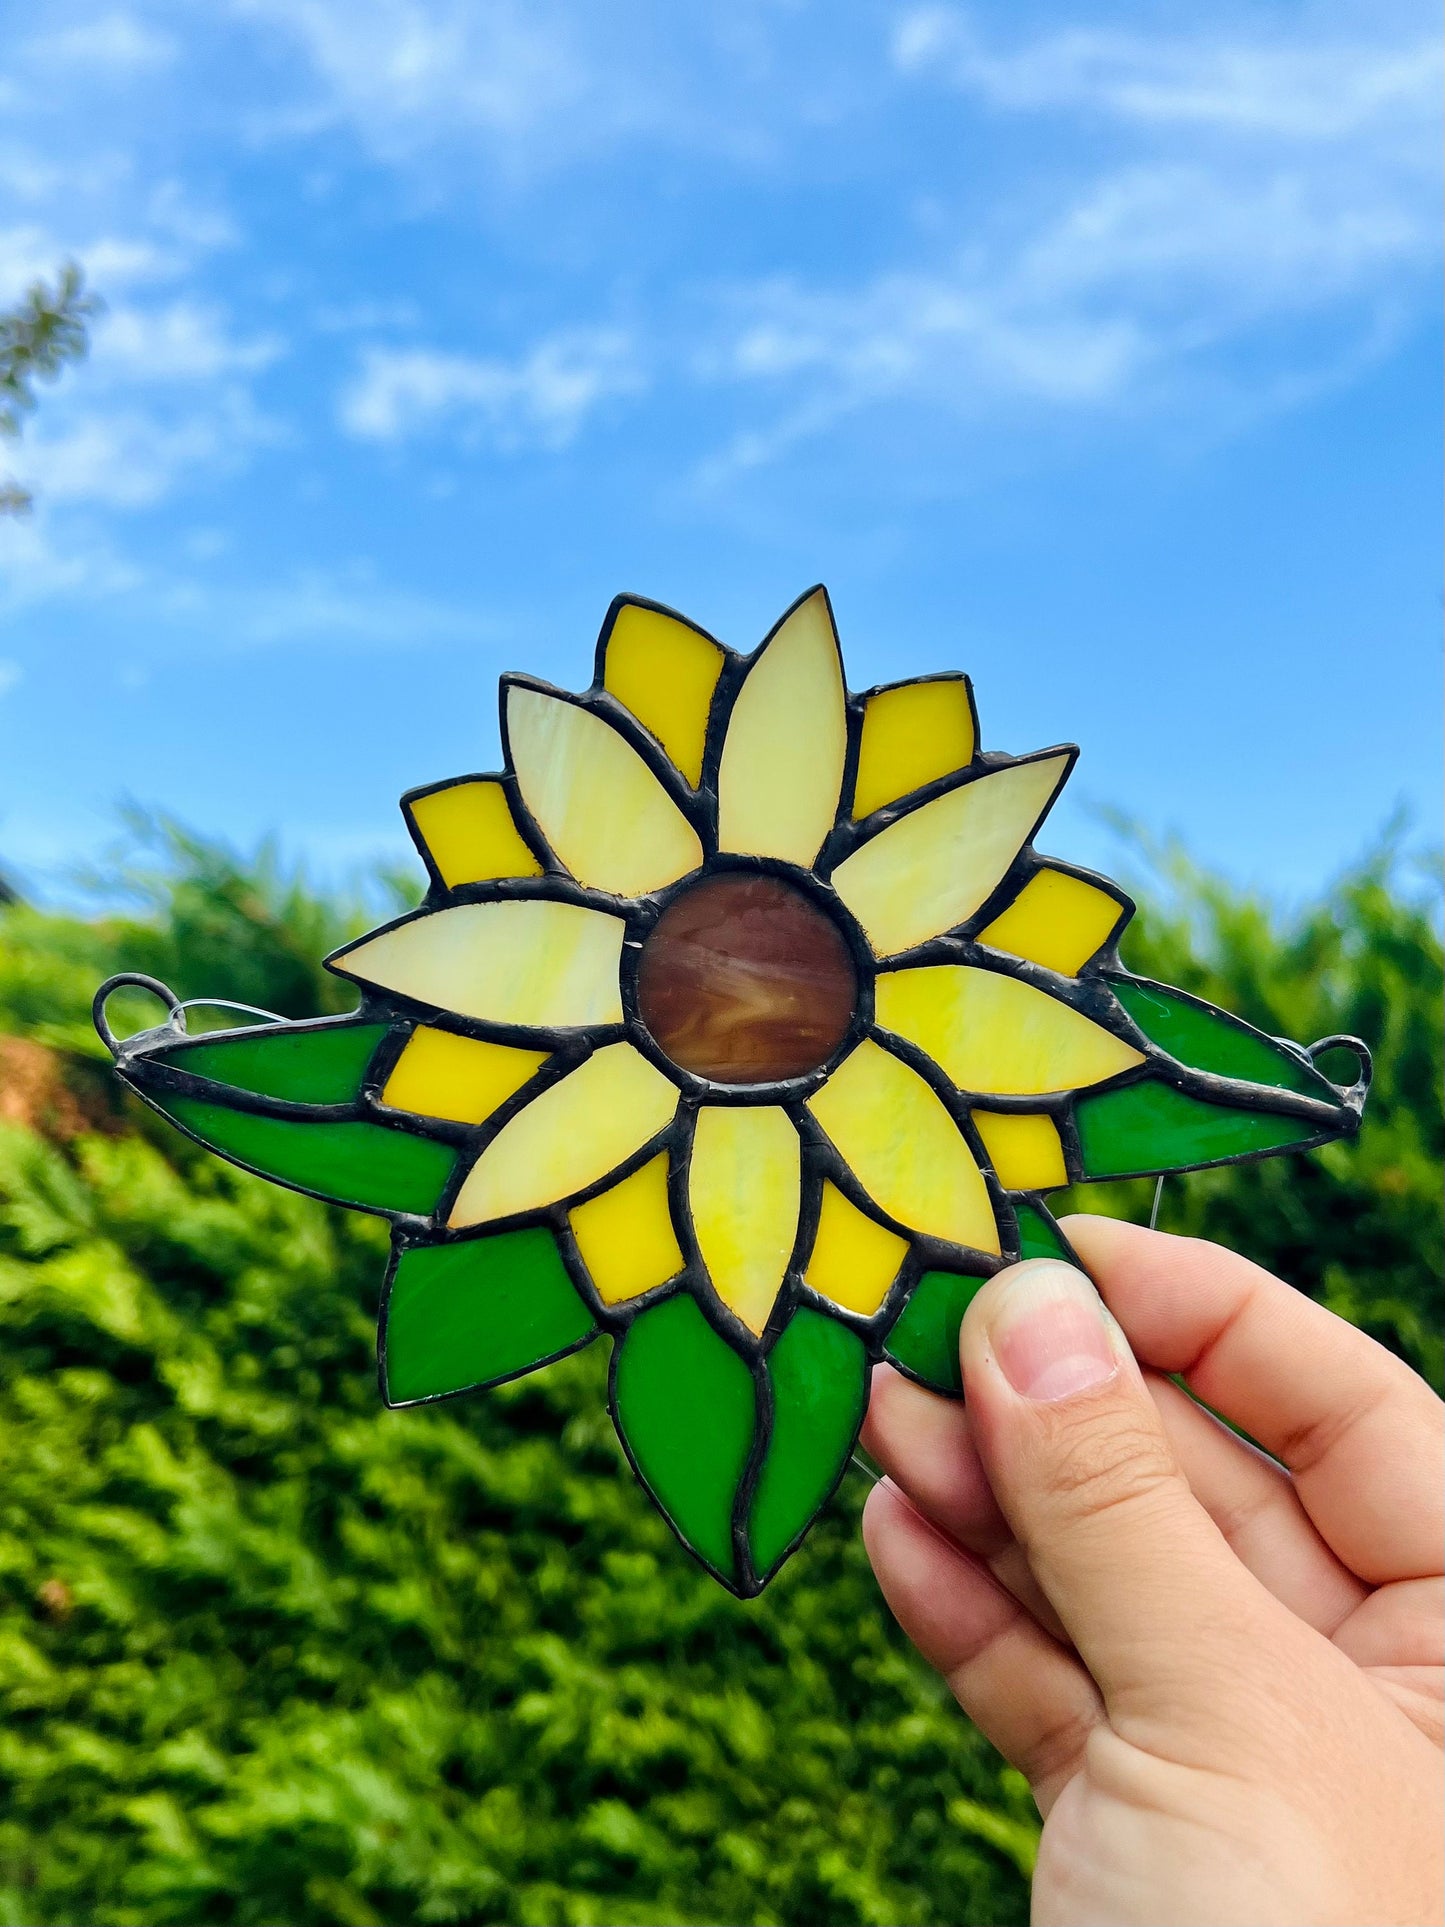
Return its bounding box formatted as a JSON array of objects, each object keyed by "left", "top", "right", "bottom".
[
  {"left": 0, "top": 261, "right": 100, "bottom": 516},
  {"left": 0, "top": 816, "right": 1437, "bottom": 1923}
]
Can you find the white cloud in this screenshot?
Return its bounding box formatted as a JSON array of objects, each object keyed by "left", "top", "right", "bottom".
[
  {"left": 338, "top": 330, "right": 642, "bottom": 447},
  {"left": 23, "top": 389, "right": 282, "bottom": 510},
  {"left": 24, "top": 12, "right": 177, "bottom": 74},
  {"left": 96, "top": 301, "right": 283, "bottom": 382},
  {"left": 893, "top": 8, "right": 1440, "bottom": 140},
  {"left": 234, "top": 0, "right": 596, "bottom": 158},
  {"left": 703, "top": 8, "right": 1440, "bottom": 467},
  {"left": 0, "top": 660, "right": 22, "bottom": 699}
]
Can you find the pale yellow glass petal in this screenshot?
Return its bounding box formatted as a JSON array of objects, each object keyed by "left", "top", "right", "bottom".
[
  {"left": 808, "top": 1040, "right": 999, "bottom": 1253},
  {"left": 405, "top": 779, "right": 543, "bottom": 888},
  {"left": 875, "top": 965, "right": 1144, "bottom": 1095},
  {"left": 381, "top": 1026, "right": 548, "bottom": 1125},
  {"left": 690, "top": 1105, "right": 800, "bottom": 1334},
  {"left": 569, "top": 1154, "right": 684, "bottom": 1305},
  {"left": 332, "top": 900, "right": 625, "bottom": 1029},
  {"left": 831, "top": 754, "right": 1071, "bottom": 956},
  {"left": 973, "top": 1110, "right": 1069, "bottom": 1191},
  {"left": 602, "top": 602, "right": 725, "bottom": 787},
  {"left": 977, "top": 865, "right": 1125, "bottom": 976},
  {"left": 449, "top": 1044, "right": 678, "bottom": 1228},
  {"left": 852, "top": 678, "right": 976, "bottom": 819},
  {"left": 805, "top": 1181, "right": 908, "bottom": 1317},
  {"left": 716, "top": 589, "right": 847, "bottom": 866},
  {"left": 507, "top": 686, "right": 704, "bottom": 896}
]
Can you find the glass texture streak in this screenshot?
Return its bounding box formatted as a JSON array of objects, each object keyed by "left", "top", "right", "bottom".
[
  {"left": 407, "top": 780, "right": 543, "bottom": 887},
  {"left": 568, "top": 1154, "right": 684, "bottom": 1304},
  {"left": 160, "top": 1098, "right": 456, "bottom": 1215},
  {"left": 1075, "top": 1079, "right": 1319, "bottom": 1178},
  {"left": 614, "top": 1293, "right": 756, "bottom": 1581},
  {"left": 689, "top": 1106, "right": 800, "bottom": 1334},
  {"left": 885, "top": 1270, "right": 986, "bottom": 1394},
  {"left": 161, "top": 1022, "right": 387, "bottom": 1105},
  {"left": 385, "top": 1227, "right": 594, "bottom": 1404},
  {"left": 748, "top": 1309, "right": 867, "bottom": 1578},
  {"left": 1109, "top": 980, "right": 1337, "bottom": 1099},
  {"left": 977, "top": 866, "right": 1123, "bottom": 976},
  {"left": 638, "top": 874, "right": 857, "bottom": 1084}
]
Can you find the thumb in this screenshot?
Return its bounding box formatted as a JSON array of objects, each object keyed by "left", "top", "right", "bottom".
[{"left": 960, "top": 1257, "right": 1277, "bottom": 1715}]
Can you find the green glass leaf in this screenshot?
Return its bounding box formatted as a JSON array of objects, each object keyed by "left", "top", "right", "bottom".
[
  {"left": 157, "top": 1021, "right": 389, "bottom": 1105},
  {"left": 383, "top": 1227, "right": 595, "bottom": 1405},
  {"left": 747, "top": 1308, "right": 867, "bottom": 1582},
  {"left": 884, "top": 1269, "right": 985, "bottom": 1396},
  {"left": 157, "top": 1096, "right": 456, "bottom": 1215},
  {"left": 1075, "top": 1079, "right": 1326, "bottom": 1181},
  {"left": 612, "top": 1294, "right": 756, "bottom": 1585},
  {"left": 1109, "top": 980, "right": 1334, "bottom": 1101},
  {"left": 1016, "top": 1202, "right": 1072, "bottom": 1263}
]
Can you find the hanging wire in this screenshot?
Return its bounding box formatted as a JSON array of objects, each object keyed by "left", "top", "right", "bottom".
[
  {"left": 1148, "top": 1174, "right": 1166, "bottom": 1231},
  {"left": 170, "top": 998, "right": 287, "bottom": 1028}
]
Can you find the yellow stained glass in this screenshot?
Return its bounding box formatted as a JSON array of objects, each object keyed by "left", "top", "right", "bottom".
[
  {"left": 602, "top": 602, "right": 725, "bottom": 788},
  {"left": 875, "top": 964, "right": 1144, "bottom": 1094},
  {"left": 808, "top": 1040, "right": 999, "bottom": 1253},
  {"left": 332, "top": 900, "right": 625, "bottom": 1029},
  {"left": 569, "top": 1154, "right": 684, "bottom": 1304},
  {"left": 852, "top": 678, "right": 976, "bottom": 819},
  {"left": 831, "top": 753, "right": 1071, "bottom": 957},
  {"left": 406, "top": 779, "right": 543, "bottom": 887},
  {"left": 972, "top": 1110, "right": 1069, "bottom": 1191},
  {"left": 381, "top": 1026, "right": 547, "bottom": 1126},
  {"left": 449, "top": 1043, "right": 678, "bottom": 1228},
  {"left": 690, "top": 1106, "right": 800, "bottom": 1334},
  {"left": 507, "top": 687, "right": 703, "bottom": 898},
  {"left": 717, "top": 589, "right": 847, "bottom": 868},
  {"left": 805, "top": 1181, "right": 907, "bottom": 1316},
  {"left": 977, "top": 865, "right": 1125, "bottom": 976}
]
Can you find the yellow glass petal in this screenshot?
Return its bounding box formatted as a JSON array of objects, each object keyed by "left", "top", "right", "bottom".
[
  {"left": 405, "top": 779, "right": 543, "bottom": 888},
  {"left": 977, "top": 865, "right": 1125, "bottom": 976},
  {"left": 507, "top": 686, "right": 704, "bottom": 897},
  {"left": 804, "top": 1181, "right": 908, "bottom": 1317},
  {"left": 332, "top": 900, "right": 625, "bottom": 1029},
  {"left": 972, "top": 1110, "right": 1069, "bottom": 1191},
  {"left": 690, "top": 1106, "right": 800, "bottom": 1334},
  {"left": 381, "top": 1026, "right": 547, "bottom": 1126},
  {"left": 716, "top": 588, "right": 847, "bottom": 867},
  {"left": 831, "top": 753, "right": 1071, "bottom": 957},
  {"left": 808, "top": 1040, "right": 999, "bottom": 1253},
  {"left": 449, "top": 1044, "right": 678, "bottom": 1228},
  {"left": 852, "top": 678, "right": 976, "bottom": 819},
  {"left": 875, "top": 965, "right": 1144, "bottom": 1094},
  {"left": 569, "top": 1153, "right": 684, "bottom": 1305},
  {"left": 601, "top": 602, "right": 725, "bottom": 787}
]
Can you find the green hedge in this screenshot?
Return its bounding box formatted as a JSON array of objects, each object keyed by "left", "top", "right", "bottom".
[{"left": 0, "top": 819, "right": 1436, "bottom": 1925}]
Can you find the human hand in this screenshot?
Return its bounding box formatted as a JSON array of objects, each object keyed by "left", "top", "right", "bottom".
[{"left": 861, "top": 1219, "right": 1444, "bottom": 1926}]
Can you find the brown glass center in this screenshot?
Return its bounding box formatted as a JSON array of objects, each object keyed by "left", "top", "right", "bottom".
[{"left": 637, "top": 872, "right": 858, "bottom": 1085}]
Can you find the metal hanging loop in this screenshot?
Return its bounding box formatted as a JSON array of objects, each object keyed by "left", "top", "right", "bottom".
[
  {"left": 1303, "top": 1034, "right": 1373, "bottom": 1114},
  {"left": 92, "top": 973, "right": 184, "bottom": 1058}
]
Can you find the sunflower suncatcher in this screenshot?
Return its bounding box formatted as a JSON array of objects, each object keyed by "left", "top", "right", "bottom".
[{"left": 96, "top": 588, "right": 1370, "bottom": 1596}]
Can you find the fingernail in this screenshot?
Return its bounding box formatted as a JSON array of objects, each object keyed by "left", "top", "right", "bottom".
[{"left": 986, "top": 1261, "right": 1119, "bottom": 1403}]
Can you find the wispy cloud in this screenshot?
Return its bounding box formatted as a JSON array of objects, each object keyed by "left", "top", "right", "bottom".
[
  {"left": 338, "top": 330, "right": 642, "bottom": 447},
  {"left": 701, "top": 8, "right": 1440, "bottom": 470},
  {"left": 893, "top": 7, "right": 1440, "bottom": 139},
  {"left": 22, "top": 11, "right": 177, "bottom": 75}
]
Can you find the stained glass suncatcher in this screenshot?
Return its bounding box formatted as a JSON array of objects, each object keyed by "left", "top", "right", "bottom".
[{"left": 95, "top": 587, "right": 1371, "bottom": 1596}]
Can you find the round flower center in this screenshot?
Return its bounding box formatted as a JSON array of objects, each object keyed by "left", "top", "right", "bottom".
[{"left": 637, "top": 872, "right": 858, "bottom": 1085}]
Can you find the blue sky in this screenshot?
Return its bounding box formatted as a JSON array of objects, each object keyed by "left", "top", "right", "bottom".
[{"left": 0, "top": 0, "right": 1439, "bottom": 906}]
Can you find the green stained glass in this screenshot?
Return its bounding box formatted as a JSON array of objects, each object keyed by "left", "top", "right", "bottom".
[
  {"left": 613, "top": 1294, "right": 755, "bottom": 1582},
  {"left": 1109, "top": 979, "right": 1334, "bottom": 1100},
  {"left": 160, "top": 1097, "right": 457, "bottom": 1214},
  {"left": 160, "top": 1021, "right": 389, "bottom": 1105},
  {"left": 884, "top": 1269, "right": 985, "bottom": 1396},
  {"left": 1075, "top": 1079, "right": 1321, "bottom": 1180},
  {"left": 748, "top": 1309, "right": 867, "bottom": 1580},
  {"left": 384, "top": 1227, "right": 594, "bottom": 1405},
  {"left": 1016, "top": 1202, "right": 1071, "bottom": 1263}
]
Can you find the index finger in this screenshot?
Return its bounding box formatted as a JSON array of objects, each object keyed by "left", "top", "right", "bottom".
[{"left": 1060, "top": 1215, "right": 1445, "bottom": 1586}]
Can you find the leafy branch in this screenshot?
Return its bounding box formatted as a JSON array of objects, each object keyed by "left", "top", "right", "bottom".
[{"left": 0, "top": 261, "right": 102, "bottom": 515}]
